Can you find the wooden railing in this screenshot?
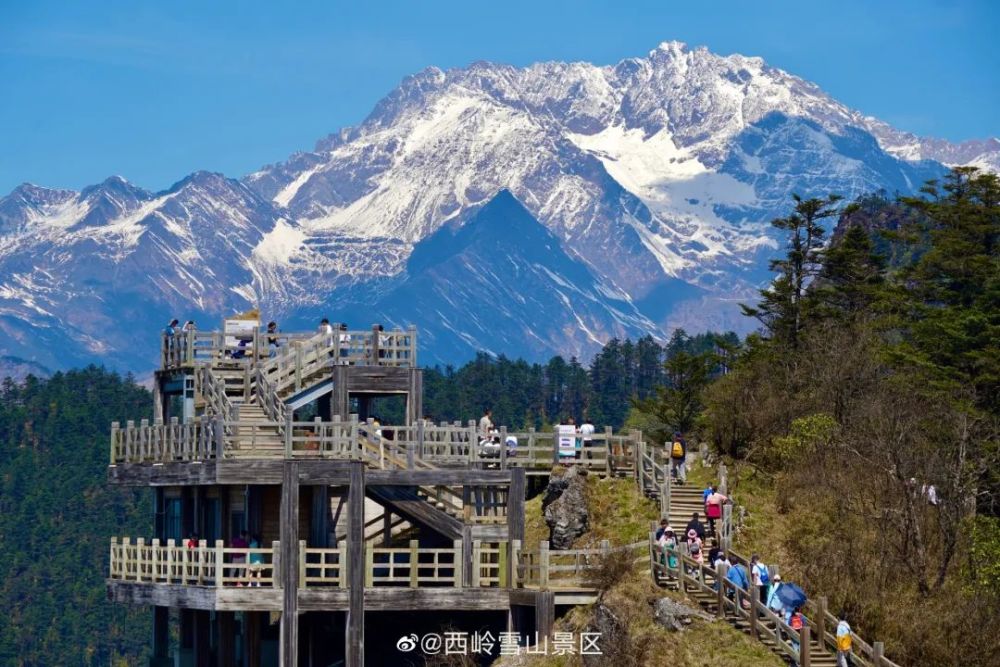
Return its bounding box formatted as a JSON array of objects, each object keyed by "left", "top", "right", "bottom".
[
  {"left": 109, "top": 417, "right": 645, "bottom": 474},
  {"left": 650, "top": 540, "right": 901, "bottom": 667},
  {"left": 110, "top": 417, "right": 218, "bottom": 463},
  {"left": 109, "top": 537, "right": 277, "bottom": 587},
  {"left": 513, "top": 539, "right": 648, "bottom": 589},
  {"left": 161, "top": 326, "right": 417, "bottom": 371}
]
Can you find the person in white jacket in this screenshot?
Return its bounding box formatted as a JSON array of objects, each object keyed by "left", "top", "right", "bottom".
[{"left": 836, "top": 612, "right": 853, "bottom": 667}]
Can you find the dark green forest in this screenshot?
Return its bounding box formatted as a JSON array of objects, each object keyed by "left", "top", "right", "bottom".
[{"left": 0, "top": 368, "right": 152, "bottom": 666}]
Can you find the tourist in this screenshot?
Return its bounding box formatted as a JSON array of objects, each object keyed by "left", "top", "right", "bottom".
[
  {"left": 266, "top": 321, "right": 280, "bottom": 357},
  {"left": 725, "top": 560, "right": 750, "bottom": 608},
  {"left": 655, "top": 518, "right": 672, "bottom": 542},
  {"left": 338, "top": 323, "right": 350, "bottom": 360},
  {"left": 836, "top": 611, "right": 853, "bottom": 667},
  {"left": 248, "top": 534, "right": 264, "bottom": 587},
  {"left": 669, "top": 431, "right": 687, "bottom": 484},
  {"left": 318, "top": 318, "right": 334, "bottom": 343},
  {"left": 767, "top": 574, "right": 785, "bottom": 613},
  {"left": 231, "top": 531, "right": 249, "bottom": 586},
  {"left": 182, "top": 320, "right": 196, "bottom": 333},
  {"left": 705, "top": 485, "right": 728, "bottom": 536},
  {"left": 685, "top": 512, "right": 706, "bottom": 541},
  {"left": 789, "top": 607, "right": 805, "bottom": 660},
  {"left": 751, "top": 554, "right": 771, "bottom": 613},
  {"left": 185, "top": 532, "right": 198, "bottom": 549},
  {"left": 164, "top": 318, "right": 180, "bottom": 336},
  {"left": 659, "top": 529, "right": 679, "bottom": 571},
  {"left": 479, "top": 408, "right": 493, "bottom": 441},
  {"left": 580, "top": 416, "right": 595, "bottom": 460}
]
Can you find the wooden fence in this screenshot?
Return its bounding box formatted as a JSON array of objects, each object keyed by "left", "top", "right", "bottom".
[
  {"left": 161, "top": 326, "right": 417, "bottom": 371},
  {"left": 109, "top": 537, "right": 277, "bottom": 587},
  {"left": 650, "top": 540, "right": 901, "bottom": 667},
  {"left": 513, "top": 539, "right": 648, "bottom": 589}
]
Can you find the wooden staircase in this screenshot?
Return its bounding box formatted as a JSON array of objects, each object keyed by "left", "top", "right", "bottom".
[{"left": 648, "top": 472, "right": 841, "bottom": 666}]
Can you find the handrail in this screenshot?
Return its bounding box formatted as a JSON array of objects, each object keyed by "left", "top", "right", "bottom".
[
  {"left": 161, "top": 326, "right": 418, "bottom": 371},
  {"left": 109, "top": 537, "right": 277, "bottom": 588},
  {"left": 514, "top": 539, "right": 648, "bottom": 588}
]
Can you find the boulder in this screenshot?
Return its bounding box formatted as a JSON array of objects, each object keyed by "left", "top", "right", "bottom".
[
  {"left": 652, "top": 597, "right": 714, "bottom": 631},
  {"left": 543, "top": 466, "right": 589, "bottom": 549}
]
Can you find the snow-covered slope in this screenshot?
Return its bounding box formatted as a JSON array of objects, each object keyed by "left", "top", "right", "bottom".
[{"left": 1, "top": 41, "right": 991, "bottom": 371}]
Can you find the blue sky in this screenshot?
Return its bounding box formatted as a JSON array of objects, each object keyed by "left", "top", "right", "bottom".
[{"left": 1, "top": 0, "right": 997, "bottom": 194}]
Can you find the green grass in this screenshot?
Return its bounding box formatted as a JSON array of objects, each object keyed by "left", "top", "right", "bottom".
[{"left": 523, "top": 469, "right": 662, "bottom": 548}]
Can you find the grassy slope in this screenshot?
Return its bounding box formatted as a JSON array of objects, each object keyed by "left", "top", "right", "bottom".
[{"left": 511, "top": 466, "right": 784, "bottom": 667}]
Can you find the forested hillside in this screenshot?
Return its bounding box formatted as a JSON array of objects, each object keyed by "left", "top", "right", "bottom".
[
  {"left": 684, "top": 168, "right": 1000, "bottom": 666},
  {"left": 0, "top": 368, "right": 152, "bottom": 666}
]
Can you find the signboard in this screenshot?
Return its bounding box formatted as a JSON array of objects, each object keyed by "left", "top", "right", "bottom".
[{"left": 558, "top": 424, "right": 578, "bottom": 458}]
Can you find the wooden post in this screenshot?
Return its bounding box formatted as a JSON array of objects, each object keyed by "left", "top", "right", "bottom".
[
  {"left": 750, "top": 584, "right": 759, "bottom": 639},
  {"left": 409, "top": 540, "right": 419, "bottom": 588},
  {"left": 346, "top": 461, "right": 365, "bottom": 667},
  {"left": 417, "top": 419, "right": 425, "bottom": 460},
  {"left": 605, "top": 426, "right": 613, "bottom": 475},
  {"left": 453, "top": 539, "right": 464, "bottom": 587},
  {"left": 500, "top": 425, "right": 508, "bottom": 469},
  {"left": 539, "top": 541, "right": 550, "bottom": 587},
  {"left": 536, "top": 591, "right": 555, "bottom": 641},
  {"left": 272, "top": 541, "right": 281, "bottom": 588},
  {"left": 719, "top": 462, "right": 728, "bottom": 495},
  {"left": 472, "top": 540, "right": 482, "bottom": 587},
  {"left": 800, "top": 625, "right": 811, "bottom": 667},
  {"left": 873, "top": 641, "right": 885, "bottom": 667},
  {"left": 280, "top": 462, "right": 300, "bottom": 667},
  {"left": 817, "top": 596, "right": 828, "bottom": 651},
  {"left": 661, "top": 480, "right": 670, "bottom": 519},
  {"left": 507, "top": 468, "right": 525, "bottom": 587},
  {"left": 551, "top": 429, "right": 559, "bottom": 465},
  {"left": 716, "top": 562, "right": 727, "bottom": 619},
  {"left": 462, "top": 526, "right": 473, "bottom": 587},
  {"left": 215, "top": 540, "right": 224, "bottom": 588}
]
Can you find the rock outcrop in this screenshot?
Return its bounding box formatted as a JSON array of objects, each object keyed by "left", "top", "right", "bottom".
[{"left": 542, "top": 466, "right": 589, "bottom": 549}]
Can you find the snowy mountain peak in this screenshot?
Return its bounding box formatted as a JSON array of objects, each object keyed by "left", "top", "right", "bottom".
[{"left": 0, "top": 42, "right": 994, "bottom": 372}]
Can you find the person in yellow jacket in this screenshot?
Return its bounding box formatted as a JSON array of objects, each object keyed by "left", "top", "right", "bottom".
[{"left": 836, "top": 612, "right": 853, "bottom": 667}]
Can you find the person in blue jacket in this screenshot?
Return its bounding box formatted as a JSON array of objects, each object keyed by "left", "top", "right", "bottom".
[{"left": 725, "top": 561, "right": 750, "bottom": 609}]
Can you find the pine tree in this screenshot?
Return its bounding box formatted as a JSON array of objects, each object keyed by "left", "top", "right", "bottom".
[{"left": 743, "top": 194, "right": 843, "bottom": 345}]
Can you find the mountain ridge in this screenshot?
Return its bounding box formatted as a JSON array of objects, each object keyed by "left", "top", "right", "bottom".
[{"left": 0, "top": 41, "right": 992, "bottom": 371}]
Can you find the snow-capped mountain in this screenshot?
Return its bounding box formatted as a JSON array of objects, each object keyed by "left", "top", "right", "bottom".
[{"left": 0, "top": 42, "right": 991, "bottom": 372}]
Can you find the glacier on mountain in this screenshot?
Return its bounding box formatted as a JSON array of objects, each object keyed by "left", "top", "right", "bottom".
[{"left": 0, "top": 41, "right": 991, "bottom": 371}]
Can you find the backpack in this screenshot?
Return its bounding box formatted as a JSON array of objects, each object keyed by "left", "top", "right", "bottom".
[
  {"left": 671, "top": 441, "right": 684, "bottom": 458},
  {"left": 758, "top": 565, "right": 771, "bottom": 586},
  {"left": 837, "top": 632, "right": 852, "bottom": 652},
  {"left": 790, "top": 613, "right": 803, "bottom": 631}
]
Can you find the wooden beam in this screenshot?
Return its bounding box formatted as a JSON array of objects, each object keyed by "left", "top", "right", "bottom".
[
  {"left": 346, "top": 461, "right": 365, "bottom": 667},
  {"left": 366, "top": 469, "right": 511, "bottom": 486},
  {"left": 366, "top": 485, "right": 463, "bottom": 540},
  {"left": 280, "top": 462, "right": 300, "bottom": 667},
  {"left": 363, "top": 588, "right": 511, "bottom": 611}
]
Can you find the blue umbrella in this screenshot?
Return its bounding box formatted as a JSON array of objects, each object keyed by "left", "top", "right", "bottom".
[{"left": 776, "top": 583, "right": 807, "bottom": 610}]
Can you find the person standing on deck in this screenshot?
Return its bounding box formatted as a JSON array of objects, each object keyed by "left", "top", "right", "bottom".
[
  {"left": 580, "top": 416, "right": 595, "bottom": 461},
  {"left": 266, "top": 321, "right": 280, "bottom": 357},
  {"left": 836, "top": 612, "right": 853, "bottom": 667},
  {"left": 182, "top": 320, "right": 196, "bottom": 333},
  {"left": 165, "top": 318, "right": 179, "bottom": 336},
  {"left": 479, "top": 409, "right": 493, "bottom": 442},
  {"left": 318, "top": 318, "right": 334, "bottom": 344},
  {"left": 669, "top": 432, "right": 687, "bottom": 484}
]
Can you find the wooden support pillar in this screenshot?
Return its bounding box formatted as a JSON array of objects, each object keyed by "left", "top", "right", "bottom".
[
  {"left": 749, "top": 585, "right": 759, "bottom": 639},
  {"left": 346, "top": 461, "right": 365, "bottom": 667},
  {"left": 217, "top": 611, "right": 235, "bottom": 667},
  {"left": 280, "top": 462, "right": 300, "bottom": 667},
  {"left": 194, "top": 610, "right": 211, "bottom": 667},
  {"left": 151, "top": 606, "right": 170, "bottom": 666},
  {"left": 245, "top": 611, "right": 261, "bottom": 667},
  {"left": 535, "top": 591, "right": 555, "bottom": 641}
]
